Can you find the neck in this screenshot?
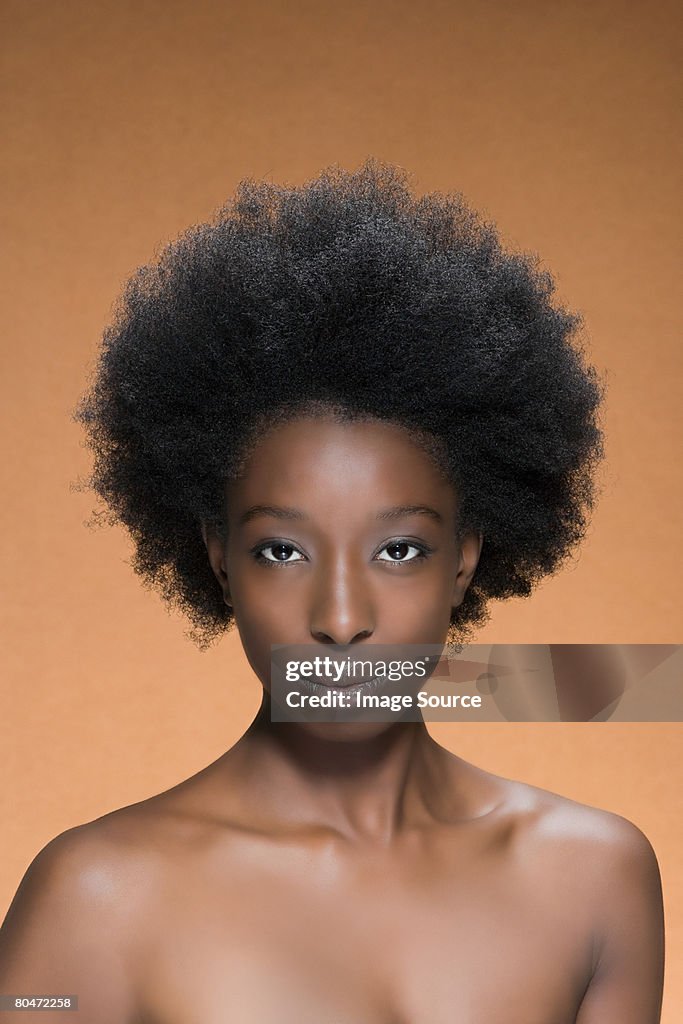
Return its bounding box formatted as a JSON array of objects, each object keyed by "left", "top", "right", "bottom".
[{"left": 226, "top": 689, "right": 461, "bottom": 845}]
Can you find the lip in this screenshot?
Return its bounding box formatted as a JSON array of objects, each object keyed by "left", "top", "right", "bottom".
[{"left": 310, "top": 675, "right": 384, "bottom": 693}]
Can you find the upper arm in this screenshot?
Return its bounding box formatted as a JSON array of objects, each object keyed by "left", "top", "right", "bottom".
[
  {"left": 0, "top": 828, "right": 140, "bottom": 1023},
  {"left": 576, "top": 819, "right": 665, "bottom": 1024}
]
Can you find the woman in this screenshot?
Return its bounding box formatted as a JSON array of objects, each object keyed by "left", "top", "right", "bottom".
[{"left": 0, "top": 159, "right": 664, "bottom": 1022}]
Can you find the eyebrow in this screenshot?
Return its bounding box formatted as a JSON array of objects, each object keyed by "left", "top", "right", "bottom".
[{"left": 237, "top": 504, "right": 443, "bottom": 526}]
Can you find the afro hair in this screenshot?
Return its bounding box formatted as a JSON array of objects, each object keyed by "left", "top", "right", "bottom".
[{"left": 74, "top": 157, "right": 605, "bottom": 649}]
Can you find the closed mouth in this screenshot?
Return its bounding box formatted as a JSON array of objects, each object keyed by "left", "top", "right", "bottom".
[{"left": 311, "top": 675, "right": 385, "bottom": 694}]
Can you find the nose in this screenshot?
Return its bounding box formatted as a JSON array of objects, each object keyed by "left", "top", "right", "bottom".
[{"left": 308, "top": 553, "right": 375, "bottom": 645}]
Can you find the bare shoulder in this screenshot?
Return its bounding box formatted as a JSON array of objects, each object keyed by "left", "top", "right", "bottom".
[
  {"left": 1, "top": 765, "right": 234, "bottom": 931},
  {"left": 500, "top": 775, "right": 662, "bottom": 882},
  {"left": 0, "top": 800, "right": 174, "bottom": 957},
  {"left": 0, "top": 819, "right": 137, "bottom": 1021},
  {"left": 496, "top": 778, "right": 665, "bottom": 1020},
  {"left": 487, "top": 773, "right": 664, "bottom": 964},
  {"left": 5, "top": 824, "right": 116, "bottom": 926},
  {"left": 0, "top": 788, "right": 213, "bottom": 1023},
  {"left": 481, "top": 772, "right": 664, "bottom": 1021}
]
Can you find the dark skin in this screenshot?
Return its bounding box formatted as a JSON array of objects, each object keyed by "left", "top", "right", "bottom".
[{"left": 0, "top": 416, "right": 665, "bottom": 1023}]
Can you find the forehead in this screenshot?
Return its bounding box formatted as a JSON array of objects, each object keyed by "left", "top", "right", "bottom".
[{"left": 225, "top": 416, "right": 457, "bottom": 515}]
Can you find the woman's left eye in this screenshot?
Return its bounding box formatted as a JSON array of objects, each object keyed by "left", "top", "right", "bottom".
[{"left": 375, "top": 541, "right": 429, "bottom": 564}]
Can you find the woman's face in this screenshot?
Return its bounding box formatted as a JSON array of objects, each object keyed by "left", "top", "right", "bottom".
[{"left": 204, "top": 416, "right": 482, "bottom": 703}]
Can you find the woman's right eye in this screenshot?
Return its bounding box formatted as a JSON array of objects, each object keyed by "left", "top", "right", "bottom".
[{"left": 253, "top": 542, "right": 306, "bottom": 566}]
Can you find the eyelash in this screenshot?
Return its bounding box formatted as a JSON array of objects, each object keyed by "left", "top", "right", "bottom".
[{"left": 250, "top": 538, "right": 433, "bottom": 569}]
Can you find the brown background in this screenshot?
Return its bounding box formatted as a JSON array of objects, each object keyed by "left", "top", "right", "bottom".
[{"left": 1, "top": 0, "right": 681, "bottom": 1017}]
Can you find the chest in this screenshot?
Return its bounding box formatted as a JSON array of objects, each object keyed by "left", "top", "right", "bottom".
[{"left": 133, "top": 839, "right": 591, "bottom": 1023}]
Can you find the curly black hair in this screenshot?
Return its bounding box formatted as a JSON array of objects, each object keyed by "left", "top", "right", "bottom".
[{"left": 73, "top": 157, "right": 605, "bottom": 649}]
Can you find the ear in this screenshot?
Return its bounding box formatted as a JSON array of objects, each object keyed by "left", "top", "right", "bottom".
[
  {"left": 201, "top": 521, "right": 232, "bottom": 608},
  {"left": 451, "top": 531, "right": 483, "bottom": 609}
]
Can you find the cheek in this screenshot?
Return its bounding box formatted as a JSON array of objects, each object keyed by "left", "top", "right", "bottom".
[
  {"left": 236, "top": 576, "right": 295, "bottom": 636},
  {"left": 391, "top": 590, "right": 453, "bottom": 642},
  {"left": 231, "top": 581, "right": 296, "bottom": 686},
  {"left": 228, "top": 552, "right": 286, "bottom": 622},
  {"left": 386, "top": 566, "right": 453, "bottom": 608},
  {"left": 371, "top": 569, "right": 455, "bottom": 643},
  {"left": 231, "top": 613, "right": 275, "bottom": 692}
]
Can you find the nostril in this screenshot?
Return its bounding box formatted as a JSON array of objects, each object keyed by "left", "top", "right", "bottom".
[{"left": 310, "top": 627, "right": 374, "bottom": 646}]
